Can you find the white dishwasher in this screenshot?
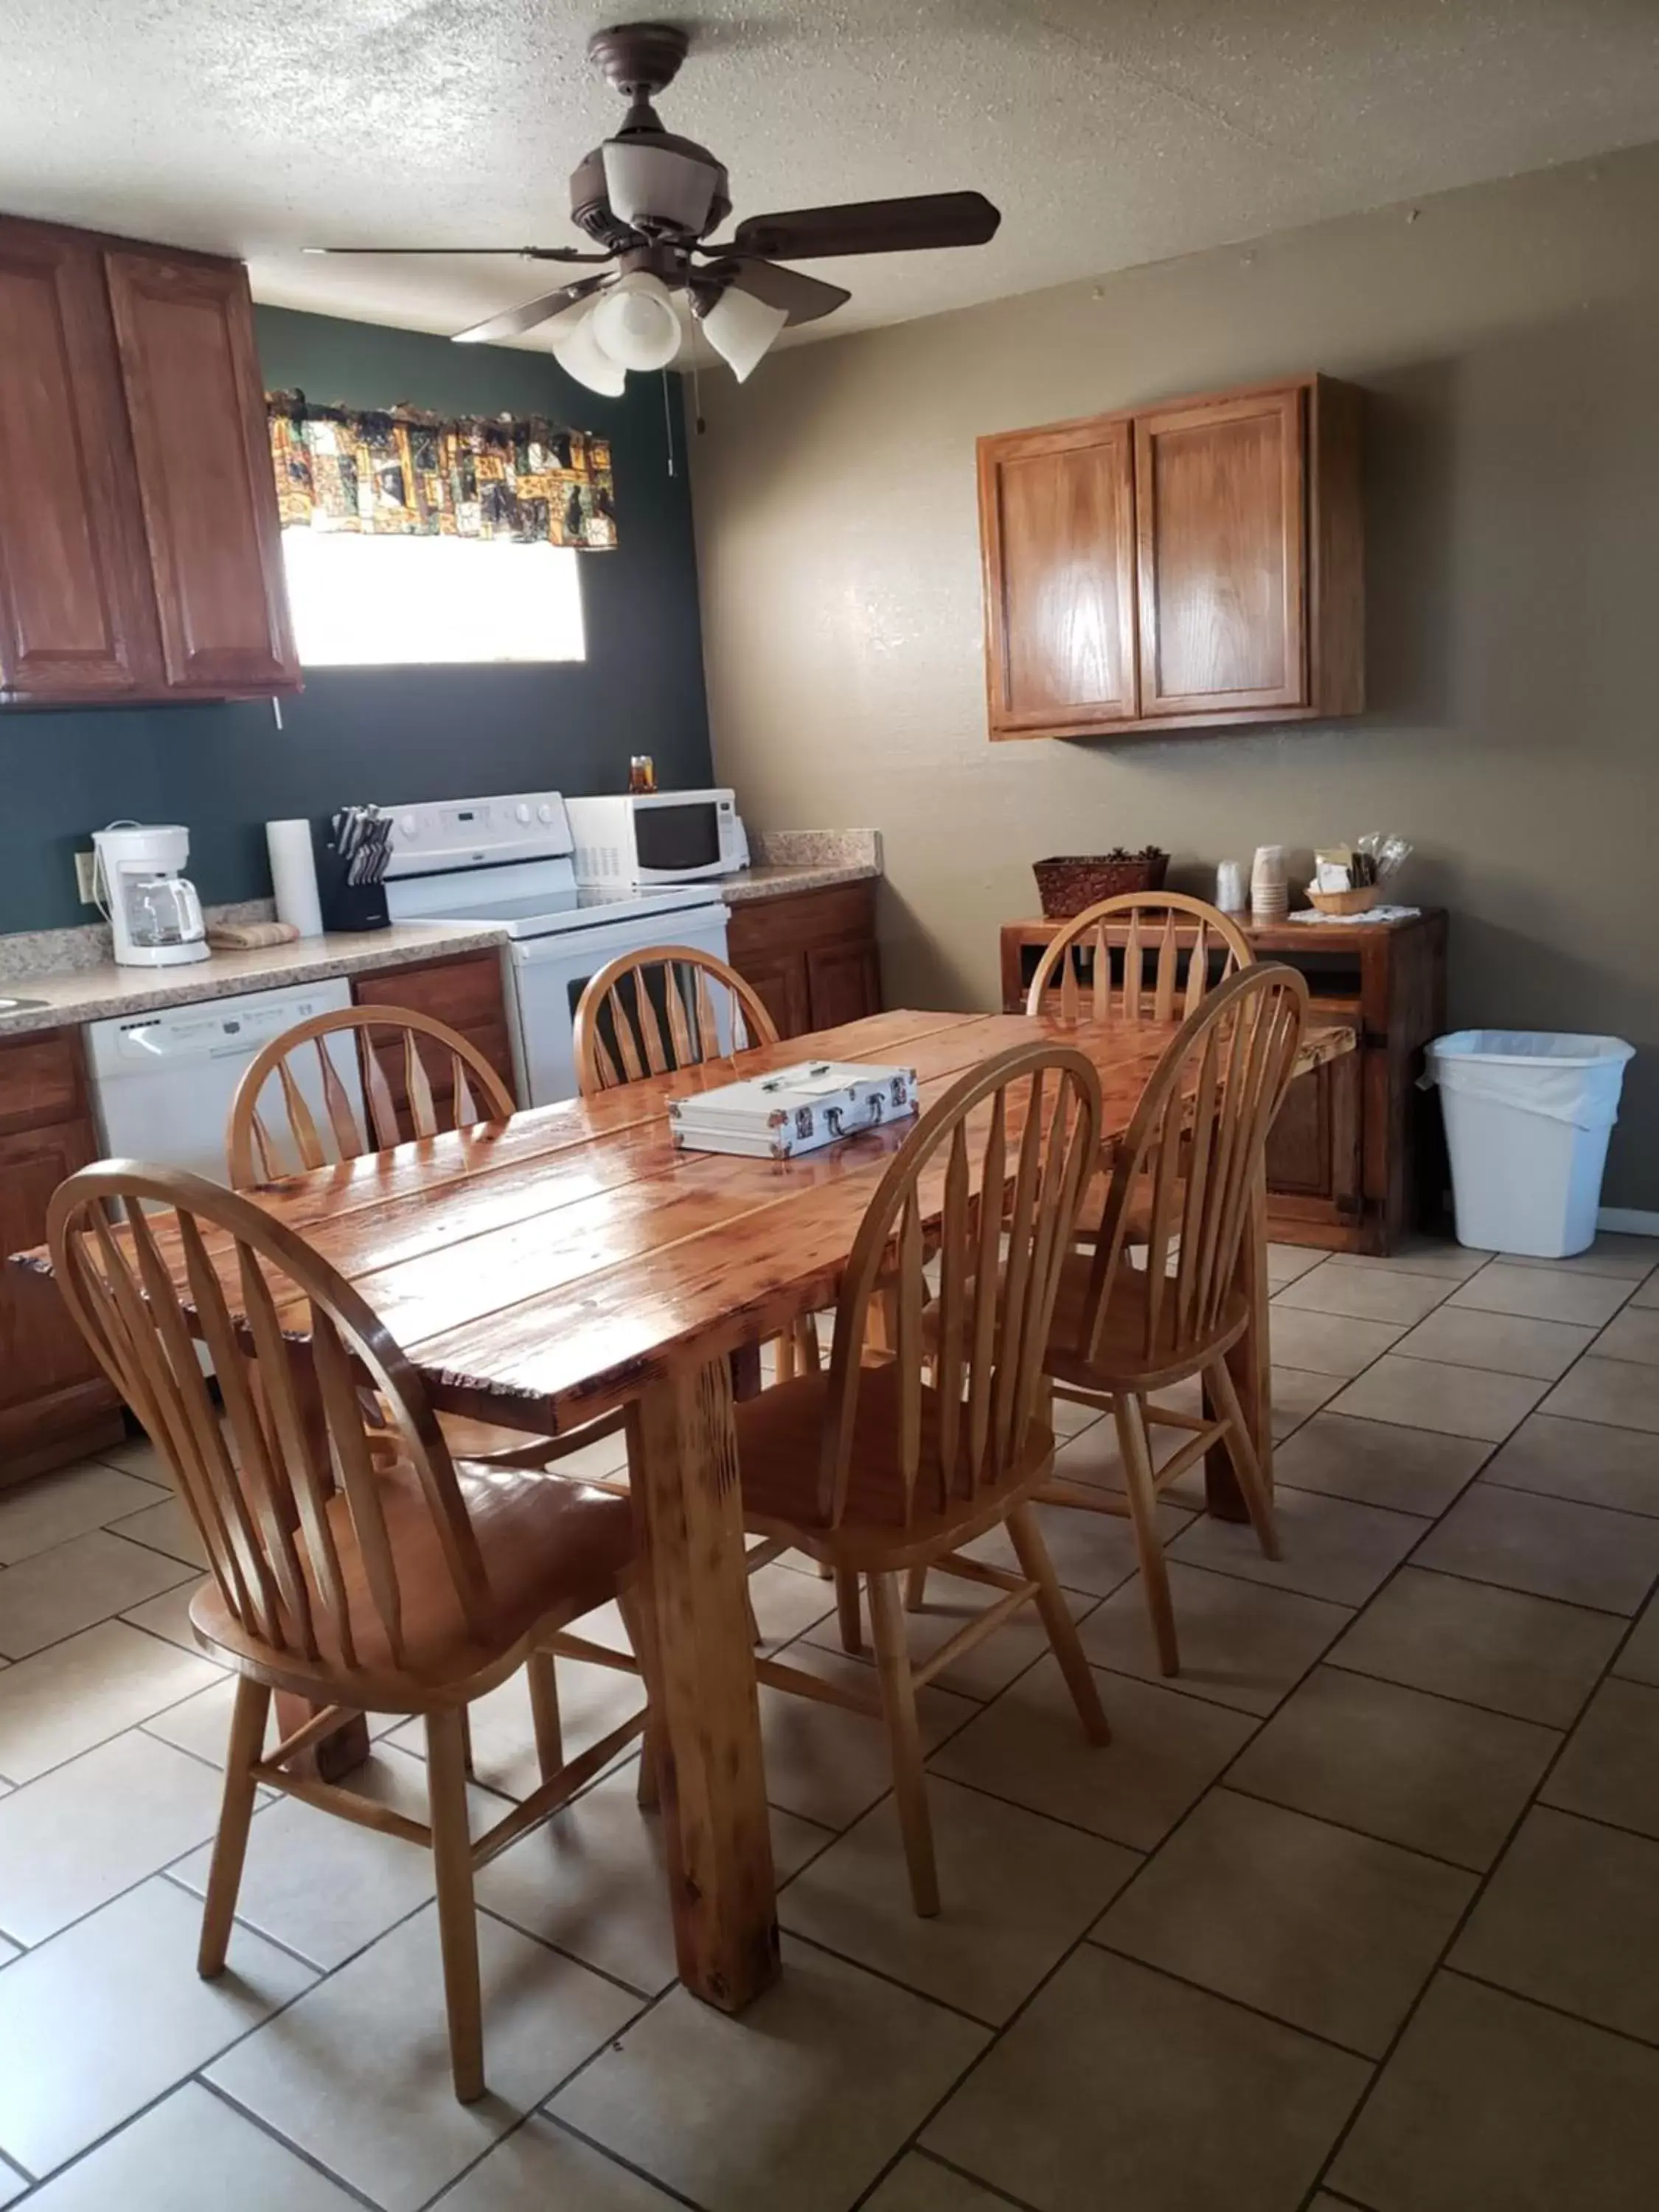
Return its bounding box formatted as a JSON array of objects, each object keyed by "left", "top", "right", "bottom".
[{"left": 86, "top": 978, "right": 361, "bottom": 1183}]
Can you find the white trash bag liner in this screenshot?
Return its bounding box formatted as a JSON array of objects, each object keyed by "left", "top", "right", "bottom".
[{"left": 1423, "top": 1032, "right": 1635, "bottom": 1258}]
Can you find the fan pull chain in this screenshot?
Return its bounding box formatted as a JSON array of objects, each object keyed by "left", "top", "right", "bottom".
[{"left": 661, "top": 368, "right": 676, "bottom": 478}]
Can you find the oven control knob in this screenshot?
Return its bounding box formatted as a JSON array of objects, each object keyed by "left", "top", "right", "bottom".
[
  {"left": 537, "top": 802, "right": 554, "bottom": 824},
  {"left": 515, "top": 803, "right": 532, "bottom": 825}
]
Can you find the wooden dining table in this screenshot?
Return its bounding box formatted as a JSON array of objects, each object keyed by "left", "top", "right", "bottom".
[{"left": 14, "top": 1004, "right": 1349, "bottom": 2017}]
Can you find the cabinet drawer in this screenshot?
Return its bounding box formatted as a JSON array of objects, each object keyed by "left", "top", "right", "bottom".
[{"left": 726, "top": 881, "right": 875, "bottom": 959}]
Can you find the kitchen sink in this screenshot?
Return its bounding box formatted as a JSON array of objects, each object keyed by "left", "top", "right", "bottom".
[{"left": 0, "top": 995, "right": 47, "bottom": 1013}]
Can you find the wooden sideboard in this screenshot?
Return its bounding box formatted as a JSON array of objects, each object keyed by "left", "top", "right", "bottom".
[{"left": 1000, "top": 908, "right": 1447, "bottom": 1253}]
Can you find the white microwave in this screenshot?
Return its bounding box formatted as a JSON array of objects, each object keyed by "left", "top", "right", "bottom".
[{"left": 564, "top": 790, "right": 749, "bottom": 884}]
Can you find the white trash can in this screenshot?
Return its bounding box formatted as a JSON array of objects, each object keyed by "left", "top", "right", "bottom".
[{"left": 1423, "top": 1032, "right": 1635, "bottom": 1258}]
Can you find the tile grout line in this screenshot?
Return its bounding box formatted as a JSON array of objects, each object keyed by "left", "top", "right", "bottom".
[{"left": 1296, "top": 1454, "right": 1659, "bottom": 2205}]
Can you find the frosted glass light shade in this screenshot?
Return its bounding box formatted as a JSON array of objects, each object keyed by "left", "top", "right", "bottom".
[
  {"left": 701, "top": 282, "right": 787, "bottom": 382},
  {"left": 602, "top": 139, "right": 718, "bottom": 234},
  {"left": 552, "top": 303, "right": 626, "bottom": 396},
  {"left": 590, "top": 272, "right": 682, "bottom": 372}
]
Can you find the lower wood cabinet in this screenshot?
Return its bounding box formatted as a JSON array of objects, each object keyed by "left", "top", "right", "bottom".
[
  {"left": 352, "top": 947, "right": 518, "bottom": 1112},
  {"left": 0, "top": 1029, "right": 123, "bottom": 1485},
  {"left": 999, "top": 909, "right": 1447, "bottom": 1253},
  {"left": 726, "top": 882, "right": 883, "bottom": 1041}
]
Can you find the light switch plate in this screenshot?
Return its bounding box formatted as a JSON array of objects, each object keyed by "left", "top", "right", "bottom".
[{"left": 74, "top": 850, "right": 98, "bottom": 905}]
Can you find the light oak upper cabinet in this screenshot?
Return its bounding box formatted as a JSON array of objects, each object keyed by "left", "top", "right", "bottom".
[
  {"left": 978, "top": 374, "right": 1363, "bottom": 740},
  {"left": 0, "top": 212, "right": 299, "bottom": 706},
  {"left": 978, "top": 417, "right": 1137, "bottom": 734}
]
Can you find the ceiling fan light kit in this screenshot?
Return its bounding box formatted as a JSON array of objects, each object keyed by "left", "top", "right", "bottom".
[
  {"left": 698, "top": 284, "right": 789, "bottom": 382},
  {"left": 312, "top": 21, "right": 1002, "bottom": 392},
  {"left": 552, "top": 309, "right": 627, "bottom": 397},
  {"left": 590, "top": 271, "right": 683, "bottom": 372}
]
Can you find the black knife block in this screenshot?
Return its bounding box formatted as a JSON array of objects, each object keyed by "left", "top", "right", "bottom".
[{"left": 311, "top": 819, "right": 389, "bottom": 933}]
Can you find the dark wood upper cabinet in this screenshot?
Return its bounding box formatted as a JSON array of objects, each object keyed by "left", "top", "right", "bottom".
[
  {"left": 0, "top": 224, "right": 161, "bottom": 700},
  {"left": 978, "top": 373, "right": 1363, "bottom": 740},
  {"left": 0, "top": 212, "right": 299, "bottom": 706},
  {"left": 979, "top": 417, "right": 1137, "bottom": 735},
  {"left": 105, "top": 249, "right": 297, "bottom": 694}
]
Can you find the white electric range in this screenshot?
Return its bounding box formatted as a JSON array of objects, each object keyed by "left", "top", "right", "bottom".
[{"left": 383, "top": 790, "right": 731, "bottom": 1105}]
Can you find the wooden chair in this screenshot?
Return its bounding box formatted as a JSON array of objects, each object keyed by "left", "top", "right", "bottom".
[
  {"left": 227, "top": 1003, "right": 518, "bottom": 1186},
  {"left": 47, "top": 1164, "right": 654, "bottom": 2105},
  {"left": 1025, "top": 892, "right": 1253, "bottom": 1026},
  {"left": 1030, "top": 964, "right": 1308, "bottom": 1674},
  {"left": 574, "top": 943, "right": 776, "bottom": 1096},
  {"left": 226, "top": 1003, "right": 625, "bottom": 1477},
  {"left": 735, "top": 1040, "right": 1111, "bottom": 1915}
]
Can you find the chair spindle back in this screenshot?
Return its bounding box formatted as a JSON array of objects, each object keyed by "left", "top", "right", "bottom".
[
  {"left": 47, "top": 1166, "right": 490, "bottom": 1674},
  {"left": 819, "top": 1043, "right": 1102, "bottom": 1528},
  {"left": 573, "top": 944, "right": 778, "bottom": 1095},
  {"left": 1026, "top": 894, "right": 1253, "bottom": 1026},
  {"left": 227, "top": 1006, "right": 516, "bottom": 1187},
  {"left": 1081, "top": 964, "right": 1307, "bottom": 1369}
]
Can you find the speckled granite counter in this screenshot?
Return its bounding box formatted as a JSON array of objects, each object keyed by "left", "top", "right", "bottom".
[
  {"left": 0, "top": 829, "right": 883, "bottom": 1037},
  {"left": 726, "top": 828, "right": 881, "bottom": 902},
  {"left": 0, "top": 921, "right": 508, "bottom": 1037}
]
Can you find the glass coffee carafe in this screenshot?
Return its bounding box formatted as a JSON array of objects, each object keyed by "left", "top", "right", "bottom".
[{"left": 124, "top": 874, "right": 204, "bottom": 950}]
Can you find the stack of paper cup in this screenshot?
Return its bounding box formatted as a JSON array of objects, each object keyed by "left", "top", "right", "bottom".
[
  {"left": 1251, "top": 845, "right": 1288, "bottom": 922},
  {"left": 1215, "top": 860, "right": 1247, "bottom": 914}
]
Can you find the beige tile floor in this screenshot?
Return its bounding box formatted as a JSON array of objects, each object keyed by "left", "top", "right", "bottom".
[{"left": 1, "top": 1233, "right": 1658, "bottom": 2208}]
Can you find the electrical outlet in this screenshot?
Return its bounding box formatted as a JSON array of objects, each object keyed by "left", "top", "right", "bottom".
[{"left": 74, "top": 850, "right": 99, "bottom": 905}]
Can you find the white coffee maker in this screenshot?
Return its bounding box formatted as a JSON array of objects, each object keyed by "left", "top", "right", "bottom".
[{"left": 92, "top": 823, "right": 209, "bottom": 968}]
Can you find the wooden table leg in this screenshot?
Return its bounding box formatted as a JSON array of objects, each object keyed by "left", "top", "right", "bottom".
[
  {"left": 628, "top": 1354, "right": 779, "bottom": 2011},
  {"left": 274, "top": 1696, "right": 371, "bottom": 1781},
  {"left": 1205, "top": 1169, "right": 1273, "bottom": 1521}
]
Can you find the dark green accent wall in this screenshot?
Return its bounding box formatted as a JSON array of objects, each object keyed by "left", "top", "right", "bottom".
[{"left": 0, "top": 304, "right": 712, "bottom": 933}]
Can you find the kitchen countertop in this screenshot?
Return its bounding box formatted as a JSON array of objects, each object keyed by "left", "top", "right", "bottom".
[
  {"left": 0, "top": 922, "right": 507, "bottom": 1037},
  {"left": 0, "top": 846, "right": 883, "bottom": 1038},
  {"left": 721, "top": 859, "right": 880, "bottom": 903}
]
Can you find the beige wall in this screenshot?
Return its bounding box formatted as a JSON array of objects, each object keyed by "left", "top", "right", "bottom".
[{"left": 690, "top": 143, "right": 1659, "bottom": 1209}]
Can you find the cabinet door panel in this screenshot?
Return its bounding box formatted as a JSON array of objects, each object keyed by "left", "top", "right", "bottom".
[
  {"left": 104, "top": 249, "right": 298, "bottom": 693},
  {"left": 806, "top": 940, "right": 882, "bottom": 1032},
  {"left": 980, "top": 420, "right": 1137, "bottom": 734},
  {"left": 0, "top": 1115, "right": 119, "bottom": 1429},
  {"left": 1265, "top": 1016, "right": 1361, "bottom": 1218},
  {"left": 1135, "top": 387, "right": 1305, "bottom": 717},
  {"left": 0, "top": 222, "right": 159, "bottom": 699},
  {"left": 734, "top": 947, "right": 812, "bottom": 1041}
]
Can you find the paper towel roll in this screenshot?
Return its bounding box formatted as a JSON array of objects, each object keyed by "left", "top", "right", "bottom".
[{"left": 266, "top": 819, "right": 323, "bottom": 938}]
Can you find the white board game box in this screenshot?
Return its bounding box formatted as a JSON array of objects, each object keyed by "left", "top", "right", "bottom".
[{"left": 667, "top": 1060, "right": 919, "bottom": 1159}]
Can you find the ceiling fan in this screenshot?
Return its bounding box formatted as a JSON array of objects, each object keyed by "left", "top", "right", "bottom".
[{"left": 308, "top": 19, "right": 1001, "bottom": 394}]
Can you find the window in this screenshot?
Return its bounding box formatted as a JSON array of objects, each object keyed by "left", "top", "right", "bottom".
[{"left": 280, "top": 532, "right": 586, "bottom": 667}]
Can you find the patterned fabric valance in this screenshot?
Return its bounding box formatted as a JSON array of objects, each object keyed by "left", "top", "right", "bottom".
[{"left": 267, "top": 392, "right": 617, "bottom": 549}]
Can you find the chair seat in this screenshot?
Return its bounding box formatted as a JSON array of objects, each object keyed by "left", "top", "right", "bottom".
[
  {"left": 735, "top": 1363, "right": 1055, "bottom": 1570},
  {"left": 1046, "top": 1248, "right": 1250, "bottom": 1393},
  {"left": 191, "top": 1457, "right": 634, "bottom": 1707}
]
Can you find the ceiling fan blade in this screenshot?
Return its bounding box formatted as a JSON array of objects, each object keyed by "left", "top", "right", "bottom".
[
  {"left": 698, "top": 256, "right": 849, "bottom": 327},
  {"left": 729, "top": 191, "right": 1001, "bottom": 262},
  {"left": 303, "top": 246, "right": 608, "bottom": 262},
  {"left": 452, "top": 276, "right": 612, "bottom": 346}
]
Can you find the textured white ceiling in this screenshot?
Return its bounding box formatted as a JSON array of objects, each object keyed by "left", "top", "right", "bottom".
[{"left": 3, "top": 0, "right": 1658, "bottom": 349}]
